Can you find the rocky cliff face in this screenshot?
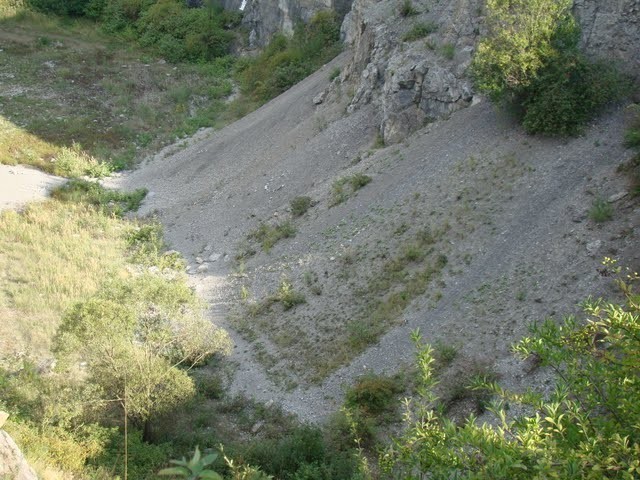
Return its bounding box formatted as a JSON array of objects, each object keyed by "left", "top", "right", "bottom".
[
  {"left": 337, "top": 0, "right": 640, "bottom": 144},
  {"left": 241, "top": 0, "right": 353, "bottom": 47}
]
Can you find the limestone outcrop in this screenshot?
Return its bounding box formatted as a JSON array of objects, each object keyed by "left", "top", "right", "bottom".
[{"left": 336, "top": 0, "right": 640, "bottom": 144}]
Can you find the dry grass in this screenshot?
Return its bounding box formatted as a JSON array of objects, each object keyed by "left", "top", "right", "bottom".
[{"left": 0, "top": 201, "right": 130, "bottom": 359}]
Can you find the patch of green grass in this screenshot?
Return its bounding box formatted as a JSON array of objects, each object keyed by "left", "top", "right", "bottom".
[
  {"left": 403, "top": 22, "right": 437, "bottom": 42},
  {"left": 589, "top": 197, "right": 613, "bottom": 222},
  {"left": 399, "top": 0, "right": 418, "bottom": 17},
  {"left": 274, "top": 279, "right": 306, "bottom": 310},
  {"left": 51, "top": 179, "right": 147, "bottom": 216},
  {"left": 329, "top": 67, "right": 341, "bottom": 81},
  {"left": 290, "top": 196, "right": 312, "bottom": 217},
  {"left": 248, "top": 220, "right": 297, "bottom": 252},
  {"left": 433, "top": 340, "right": 458, "bottom": 367},
  {"left": 330, "top": 173, "right": 372, "bottom": 206},
  {"left": 440, "top": 43, "right": 455, "bottom": 60}
]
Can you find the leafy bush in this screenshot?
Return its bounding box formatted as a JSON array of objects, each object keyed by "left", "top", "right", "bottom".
[
  {"left": 588, "top": 197, "right": 613, "bottom": 222},
  {"left": 382, "top": 270, "right": 640, "bottom": 479},
  {"left": 472, "top": 0, "right": 628, "bottom": 136},
  {"left": 290, "top": 196, "right": 312, "bottom": 217},
  {"left": 345, "top": 374, "right": 403, "bottom": 416},
  {"left": 52, "top": 143, "right": 112, "bottom": 178}
]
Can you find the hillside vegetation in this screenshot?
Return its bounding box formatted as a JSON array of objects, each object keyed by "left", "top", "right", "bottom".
[{"left": 1, "top": 0, "right": 639, "bottom": 478}]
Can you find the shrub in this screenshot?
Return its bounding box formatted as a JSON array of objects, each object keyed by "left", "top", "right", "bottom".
[
  {"left": 589, "top": 197, "right": 613, "bottom": 222},
  {"left": 290, "top": 196, "right": 312, "bottom": 217},
  {"left": 399, "top": 0, "right": 417, "bottom": 17},
  {"left": 330, "top": 173, "right": 372, "bottom": 206},
  {"left": 472, "top": 0, "right": 628, "bottom": 135},
  {"left": 52, "top": 144, "right": 112, "bottom": 178},
  {"left": 345, "top": 374, "right": 403, "bottom": 416},
  {"left": 275, "top": 279, "right": 306, "bottom": 310},
  {"left": 28, "top": 0, "right": 91, "bottom": 16}
]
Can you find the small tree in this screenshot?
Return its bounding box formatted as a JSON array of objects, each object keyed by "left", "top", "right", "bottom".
[
  {"left": 472, "top": 0, "right": 627, "bottom": 136},
  {"left": 54, "top": 274, "right": 231, "bottom": 433},
  {"left": 382, "top": 263, "right": 640, "bottom": 478}
]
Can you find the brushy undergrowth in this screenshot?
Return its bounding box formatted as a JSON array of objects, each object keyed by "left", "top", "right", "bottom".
[
  {"left": 383, "top": 265, "right": 640, "bottom": 479},
  {"left": 472, "top": 0, "right": 631, "bottom": 136}
]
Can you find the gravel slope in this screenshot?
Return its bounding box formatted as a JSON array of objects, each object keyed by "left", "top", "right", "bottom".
[{"left": 113, "top": 51, "right": 640, "bottom": 423}]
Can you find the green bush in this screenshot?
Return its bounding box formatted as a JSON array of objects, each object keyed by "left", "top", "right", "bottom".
[
  {"left": 472, "top": 0, "right": 628, "bottom": 136},
  {"left": 399, "top": 0, "right": 417, "bottom": 17},
  {"left": 345, "top": 374, "right": 403, "bottom": 416},
  {"left": 382, "top": 269, "right": 640, "bottom": 479},
  {"left": 290, "top": 196, "right": 312, "bottom": 217}
]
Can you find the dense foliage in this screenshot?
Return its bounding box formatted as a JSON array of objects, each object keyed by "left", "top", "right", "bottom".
[
  {"left": 382, "top": 263, "right": 640, "bottom": 479},
  {"left": 472, "top": 0, "right": 629, "bottom": 135},
  {"left": 27, "top": 0, "right": 241, "bottom": 62}
]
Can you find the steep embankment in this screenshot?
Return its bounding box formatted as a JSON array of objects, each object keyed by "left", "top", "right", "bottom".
[{"left": 113, "top": 46, "right": 639, "bottom": 422}]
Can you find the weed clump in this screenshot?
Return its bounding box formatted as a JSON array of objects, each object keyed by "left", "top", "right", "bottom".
[
  {"left": 290, "top": 196, "right": 312, "bottom": 217},
  {"left": 399, "top": 0, "right": 418, "bottom": 17},
  {"left": 330, "top": 173, "right": 372, "bottom": 206},
  {"left": 589, "top": 197, "right": 613, "bottom": 222},
  {"left": 51, "top": 179, "right": 147, "bottom": 216},
  {"left": 248, "top": 220, "right": 296, "bottom": 252}
]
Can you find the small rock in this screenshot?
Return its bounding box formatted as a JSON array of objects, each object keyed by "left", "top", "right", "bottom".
[
  {"left": 608, "top": 191, "right": 628, "bottom": 203},
  {"left": 208, "top": 253, "right": 222, "bottom": 262},
  {"left": 251, "top": 421, "right": 265, "bottom": 434},
  {"left": 586, "top": 240, "right": 602, "bottom": 256},
  {"left": 313, "top": 91, "right": 326, "bottom": 105},
  {"left": 196, "top": 263, "right": 209, "bottom": 273},
  {"left": 195, "top": 257, "right": 204, "bottom": 264},
  {"left": 204, "top": 244, "right": 212, "bottom": 252}
]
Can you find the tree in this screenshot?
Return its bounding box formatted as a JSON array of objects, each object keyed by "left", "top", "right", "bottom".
[
  {"left": 382, "top": 262, "right": 640, "bottom": 479},
  {"left": 54, "top": 273, "right": 231, "bottom": 433}
]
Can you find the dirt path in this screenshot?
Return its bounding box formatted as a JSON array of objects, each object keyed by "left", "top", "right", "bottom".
[
  {"left": 0, "top": 164, "right": 65, "bottom": 211},
  {"left": 112, "top": 51, "right": 640, "bottom": 423}
]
